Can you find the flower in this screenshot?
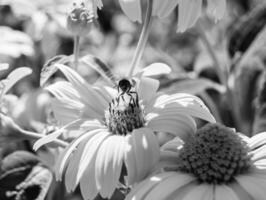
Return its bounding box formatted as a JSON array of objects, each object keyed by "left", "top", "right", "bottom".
[
  {"left": 67, "top": 1, "right": 94, "bottom": 36},
  {"left": 126, "top": 123, "right": 266, "bottom": 200},
  {"left": 33, "top": 63, "right": 215, "bottom": 200}
]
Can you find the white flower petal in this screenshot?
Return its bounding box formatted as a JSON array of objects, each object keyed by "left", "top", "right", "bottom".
[
  {"left": 152, "top": 93, "right": 216, "bottom": 123},
  {"left": 182, "top": 184, "right": 213, "bottom": 200},
  {"left": 177, "top": 0, "right": 202, "bottom": 32},
  {"left": 50, "top": 98, "right": 85, "bottom": 124},
  {"left": 124, "top": 128, "right": 160, "bottom": 185},
  {"left": 147, "top": 113, "right": 196, "bottom": 139},
  {"left": 254, "top": 159, "right": 266, "bottom": 169},
  {"left": 93, "top": 0, "right": 103, "bottom": 18},
  {"left": 248, "top": 132, "right": 266, "bottom": 150},
  {"left": 54, "top": 129, "right": 102, "bottom": 180},
  {"left": 137, "top": 77, "right": 159, "bottom": 105},
  {"left": 125, "top": 172, "right": 175, "bottom": 200},
  {"left": 215, "top": 185, "right": 239, "bottom": 200},
  {"left": 135, "top": 63, "right": 172, "bottom": 77},
  {"left": 251, "top": 145, "right": 266, "bottom": 162},
  {"left": 56, "top": 64, "right": 108, "bottom": 116},
  {"left": 95, "top": 135, "right": 125, "bottom": 198},
  {"left": 119, "top": 0, "right": 142, "bottom": 23},
  {"left": 207, "top": 0, "right": 226, "bottom": 22},
  {"left": 76, "top": 131, "right": 110, "bottom": 186},
  {"left": 153, "top": 0, "right": 180, "bottom": 19},
  {"left": 144, "top": 172, "right": 195, "bottom": 200},
  {"left": 80, "top": 153, "right": 98, "bottom": 200},
  {"left": 235, "top": 174, "right": 266, "bottom": 200}
]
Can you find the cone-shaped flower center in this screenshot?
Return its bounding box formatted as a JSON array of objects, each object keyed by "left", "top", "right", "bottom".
[
  {"left": 105, "top": 92, "right": 145, "bottom": 136},
  {"left": 177, "top": 123, "right": 252, "bottom": 184}
]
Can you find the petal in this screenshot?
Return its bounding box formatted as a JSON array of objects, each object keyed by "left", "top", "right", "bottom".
[
  {"left": 152, "top": 93, "right": 215, "bottom": 123},
  {"left": 177, "top": 0, "right": 202, "bottom": 32},
  {"left": 215, "top": 185, "right": 239, "bottom": 200},
  {"left": 147, "top": 112, "right": 196, "bottom": 139},
  {"left": 248, "top": 132, "right": 266, "bottom": 150},
  {"left": 144, "top": 172, "right": 195, "bottom": 200},
  {"left": 137, "top": 77, "right": 159, "bottom": 105},
  {"left": 54, "top": 129, "right": 103, "bottom": 180},
  {"left": 153, "top": 0, "right": 180, "bottom": 19},
  {"left": 76, "top": 131, "right": 110, "bottom": 186},
  {"left": 135, "top": 63, "right": 172, "bottom": 77},
  {"left": 124, "top": 128, "right": 160, "bottom": 185},
  {"left": 95, "top": 135, "right": 125, "bottom": 198},
  {"left": 119, "top": 0, "right": 142, "bottom": 23},
  {"left": 125, "top": 172, "right": 176, "bottom": 200},
  {"left": 93, "top": 0, "right": 103, "bottom": 18},
  {"left": 56, "top": 64, "right": 108, "bottom": 116},
  {"left": 235, "top": 173, "right": 266, "bottom": 200},
  {"left": 207, "top": 0, "right": 226, "bottom": 22},
  {"left": 251, "top": 145, "right": 266, "bottom": 162},
  {"left": 182, "top": 184, "right": 213, "bottom": 200}
]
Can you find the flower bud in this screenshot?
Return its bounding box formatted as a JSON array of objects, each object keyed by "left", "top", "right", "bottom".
[{"left": 67, "top": 2, "right": 94, "bottom": 36}]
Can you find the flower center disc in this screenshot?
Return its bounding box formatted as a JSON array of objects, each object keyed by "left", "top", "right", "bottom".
[
  {"left": 177, "top": 123, "right": 252, "bottom": 184},
  {"left": 105, "top": 94, "right": 145, "bottom": 135}
]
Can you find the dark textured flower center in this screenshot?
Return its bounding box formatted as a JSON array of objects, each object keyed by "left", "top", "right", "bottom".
[
  {"left": 105, "top": 94, "right": 145, "bottom": 135},
  {"left": 177, "top": 123, "right": 252, "bottom": 184}
]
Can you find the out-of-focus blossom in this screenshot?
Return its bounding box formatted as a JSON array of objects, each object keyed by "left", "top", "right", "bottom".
[
  {"left": 154, "top": 0, "right": 226, "bottom": 32},
  {"left": 126, "top": 123, "right": 266, "bottom": 200},
  {"left": 33, "top": 63, "right": 215, "bottom": 200},
  {"left": 67, "top": 1, "right": 94, "bottom": 36},
  {"left": 93, "top": 0, "right": 226, "bottom": 32}
]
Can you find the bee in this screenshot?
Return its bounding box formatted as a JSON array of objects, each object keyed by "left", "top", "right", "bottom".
[{"left": 117, "top": 78, "right": 138, "bottom": 107}]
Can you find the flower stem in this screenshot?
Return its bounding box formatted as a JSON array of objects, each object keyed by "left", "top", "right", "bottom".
[
  {"left": 197, "top": 23, "right": 227, "bottom": 86},
  {"left": 128, "top": 0, "right": 153, "bottom": 77},
  {"left": 74, "top": 35, "right": 80, "bottom": 70},
  {"left": 21, "top": 128, "right": 68, "bottom": 148}
]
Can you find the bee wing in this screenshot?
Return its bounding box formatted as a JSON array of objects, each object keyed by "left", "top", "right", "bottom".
[{"left": 81, "top": 54, "right": 117, "bottom": 87}]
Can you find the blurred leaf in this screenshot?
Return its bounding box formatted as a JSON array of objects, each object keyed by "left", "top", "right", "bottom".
[
  {"left": 0, "top": 151, "right": 52, "bottom": 200},
  {"left": 253, "top": 71, "right": 266, "bottom": 135},
  {"left": 1, "top": 67, "right": 32, "bottom": 96},
  {"left": 0, "top": 63, "right": 9, "bottom": 72},
  {"left": 0, "top": 26, "right": 34, "bottom": 58},
  {"left": 228, "top": 3, "right": 266, "bottom": 58},
  {"left": 162, "top": 78, "right": 225, "bottom": 95}
]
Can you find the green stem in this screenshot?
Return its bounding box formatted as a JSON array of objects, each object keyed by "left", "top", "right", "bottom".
[
  {"left": 74, "top": 35, "right": 80, "bottom": 70},
  {"left": 128, "top": 0, "right": 153, "bottom": 77}
]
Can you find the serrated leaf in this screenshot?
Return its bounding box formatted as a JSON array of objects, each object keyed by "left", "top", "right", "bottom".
[
  {"left": 0, "top": 151, "right": 52, "bottom": 200},
  {"left": 1, "top": 67, "right": 32, "bottom": 97}
]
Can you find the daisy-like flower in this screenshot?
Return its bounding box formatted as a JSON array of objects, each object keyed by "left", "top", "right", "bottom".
[
  {"left": 34, "top": 63, "right": 215, "bottom": 200},
  {"left": 126, "top": 123, "right": 266, "bottom": 200},
  {"left": 92, "top": 0, "right": 226, "bottom": 32}
]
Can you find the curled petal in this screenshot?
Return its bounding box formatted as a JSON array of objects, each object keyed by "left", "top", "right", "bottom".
[{"left": 119, "top": 0, "right": 142, "bottom": 23}]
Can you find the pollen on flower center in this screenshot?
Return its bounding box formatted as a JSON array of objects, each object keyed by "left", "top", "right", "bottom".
[
  {"left": 105, "top": 94, "right": 145, "bottom": 135},
  {"left": 177, "top": 123, "right": 252, "bottom": 184}
]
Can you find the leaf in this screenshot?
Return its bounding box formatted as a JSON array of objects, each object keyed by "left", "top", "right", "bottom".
[
  {"left": 228, "top": 4, "right": 266, "bottom": 57},
  {"left": 40, "top": 55, "right": 70, "bottom": 86},
  {"left": 162, "top": 78, "right": 225, "bottom": 95},
  {"left": 1, "top": 67, "right": 32, "bottom": 96},
  {"left": 0, "top": 151, "right": 52, "bottom": 200},
  {"left": 0, "top": 63, "right": 9, "bottom": 72}
]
